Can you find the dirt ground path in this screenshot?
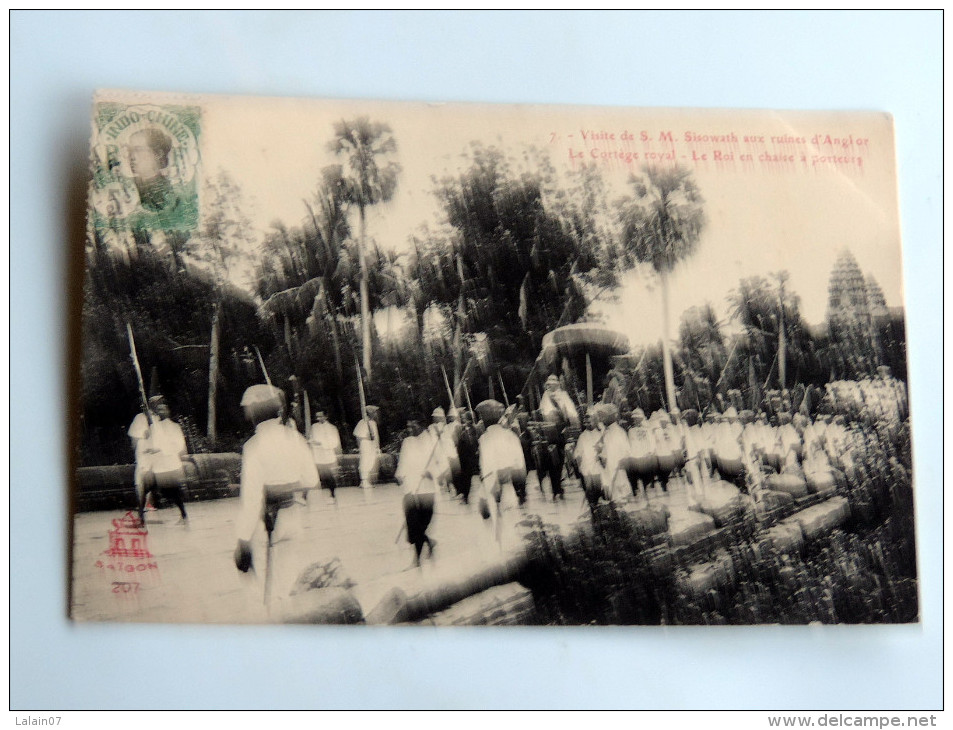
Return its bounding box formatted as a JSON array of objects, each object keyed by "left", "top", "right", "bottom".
[{"left": 71, "top": 473, "right": 698, "bottom": 624}]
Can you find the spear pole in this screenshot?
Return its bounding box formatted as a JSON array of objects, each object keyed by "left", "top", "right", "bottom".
[
  {"left": 452, "top": 357, "right": 475, "bottom": 405},
  {"left": 440, "top": 364, "right": 457, "bottom": 410},
  {"left": 126, "top": 322, "right": 152, "bottom": 427},
  {"left": 254, "top": 346, "right": 272, "bottom": 386},
  {"left": 497, "top": 371, "right": 510, "bottom": 408},
  {"left": 463, "top": 382, "right": 476, "bottom": 421},
  {"left": 354, "top": 355, "right": 368, "bottom": 425}
]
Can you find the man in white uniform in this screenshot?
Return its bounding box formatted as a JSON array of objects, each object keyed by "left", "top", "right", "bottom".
[
  {"left": 128, "top": 396, "right": 160, "bottom": 523},
  {"left": 537, "top": 374, "right": 580, "bottom": 501},
  {"left": 234, "top": 384, "right": 319, "bottom": 573},
  {"left": 575, "top": 410, "right": 607, "bottom": 510},
  {"left": 353, "top": 405, "right": 381, "bottom": 490},
  {"left": 626, "top": 407, "right": 658, "bottom": 499},
  {"left": 308, "top": 410, "right": 342, "bottom": 502},
  {"left": 539, "top": 374, "right": 580, "bottom": 427},
  {"left": 652, "top": 412, "right": 682, "bottom": 494},
  {"left": 477, "top": 401, "right": 527, "bottom": 526},
  {"left": 598, "top": 403, "right": 630, "bottom": 503},
  {"left": 677, "top": 409, "right": 707, "bottom": 502},
  {"left": 131, "top": 396, "right": 189, "bottom": 525},
  {"left": 395, "top": 420, "right": 445, "bottom": 567},
  {"left": 424, "top": 407, "right": 457, "bottom": 494}
]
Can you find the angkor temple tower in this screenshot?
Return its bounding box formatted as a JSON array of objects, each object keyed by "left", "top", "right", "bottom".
[
  {"left": 827, "top": 249, "right": 886, "bottom": 369},
  {"left": 865, "top": 273, "right": 888, "bottom": 319}
]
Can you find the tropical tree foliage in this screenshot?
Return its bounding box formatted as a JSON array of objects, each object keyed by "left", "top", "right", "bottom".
[
  {"left": 676, "top": 303, "right": 728, "bottom": 410},
  {"left": 79, "top": 125, "right": 907, "bottom": 466},
  {"left": 328, "top": 117, "right": 401, "bottom": 384},
  {"left": 618, "top": 165, "right": 706, "bottom": 412},
  {"left": 727, "top": 272, "right": 824, "bottom": 400},
  {"left": 414, "top": 145, "right": 613, "bottom": 404},
  {"left": 80, "top": 245, "right": 269, "bottom": 464},
  {"left": 184, "top": 170, "right": 258, "bottom": 441}
]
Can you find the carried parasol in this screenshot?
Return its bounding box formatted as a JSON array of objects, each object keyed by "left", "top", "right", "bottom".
[
  {"left": 538, "top": 324, "right": 631, "bottom": 366},
  {"left": 538, "top": 324, "right": 630, "bottom": 408}
]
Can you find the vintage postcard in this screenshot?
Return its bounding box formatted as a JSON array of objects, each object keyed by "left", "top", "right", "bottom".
[{"left": 73, "top": 90, "right": 915, "bottom": 625}]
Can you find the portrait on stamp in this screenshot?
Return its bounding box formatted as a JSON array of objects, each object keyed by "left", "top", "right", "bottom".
[{"left": 127, "top": 127, "right": 176, "bottom": 212}]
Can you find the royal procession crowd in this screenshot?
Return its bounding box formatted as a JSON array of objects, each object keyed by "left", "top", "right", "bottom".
[{"left": 124, "top": 362, "right": 909, "bottom": 574}]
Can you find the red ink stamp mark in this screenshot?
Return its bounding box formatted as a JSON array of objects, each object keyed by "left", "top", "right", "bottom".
[
  {"left": 112, "top": 581, "right": 140, "bottom": 594},
  {"left": 95, "top": 512, "right": 160, "bottom": 592},
  {"left": 104, "top": 511, "right": 152, "bottom": 558}
]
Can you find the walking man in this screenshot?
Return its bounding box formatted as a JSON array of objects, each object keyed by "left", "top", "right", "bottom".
[
  {"left": 425, "top": 407, "right": 456, "bottom": 494},
  {"left": 598, "top": 403, "right": 630, "bottom": 503},
  {"left": 476, "top": 400, "right": 527, "bottom": 536},
  {"left": 626, "top": 407, "right": 658, "bottom": 500},
  {"left": 309, "top": 410, "right": 342, "bottom": 503},
  {"left": 353, "top": 405, "right": 381, "bottom": 491},
  {"left": 454, "top": 410, "right": 480, "bottom": 504},
  {"left": 132, "top": 395, "right": 189, "bottom": 525},
  {"left": 234, "top": 384, "right": 319, "bottom": 574},
  {"left": 537, "top": 374, "right": 580, "bottom": 500},
  {"left": 395, "top": 420, "right": 444, "bottom": 567},
  {"left": 128, "top": 396, "right": 159, "bottom": 523},
  {"left": 575, "top": 410, "right": 606, "bottom": 510}
]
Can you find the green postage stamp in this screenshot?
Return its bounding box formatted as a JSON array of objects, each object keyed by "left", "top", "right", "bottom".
[{"left": 89, "top": 101, "right": 201, "bottom": 237}]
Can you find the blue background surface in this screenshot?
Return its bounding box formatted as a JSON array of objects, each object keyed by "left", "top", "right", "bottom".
[{"left": 10, "top": 10, "right": 942, "bottom": 709}]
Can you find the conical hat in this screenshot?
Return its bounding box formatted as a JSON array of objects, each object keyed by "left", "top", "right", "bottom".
[
  {"left": 475, "top": 399, "right": 505, "bottom": 424},
  {"left": 650, "top": 409, "right": 671, "bottom": 424},
  {"left": 680, "top": 408, "right": 700, "bottom": 427},
  {"left": 593, "top": 402, "right": 619, "bottom": 426},
  {"left": 241, "top": 384, "right": 285, "bottom": 423},
  {"left": 240, "top": 384, "right": 284, "bottom": 409}
]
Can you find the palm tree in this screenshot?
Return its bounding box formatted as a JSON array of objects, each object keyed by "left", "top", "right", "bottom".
[
  {"left": 619, "top": 165, "right": 705, "bottom": 413},
  {"left": 728, "top": 272, "right": 818, "bottom": 397},
  {"left": 328, "top": 117, "right": 400, "bottom": 383},
  {"left": 774, "top": 270, "right": 789, "bottom": 390},
  {"left": 304, "top": 164, "right": 354, "bottom": 388},
  {"left": 678, "top": 302, "right": 726, "bottom": 409}
]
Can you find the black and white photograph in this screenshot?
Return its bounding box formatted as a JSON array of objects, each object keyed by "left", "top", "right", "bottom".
[{"left": 72, "top": 90, "right": 916, "bottom": 627}]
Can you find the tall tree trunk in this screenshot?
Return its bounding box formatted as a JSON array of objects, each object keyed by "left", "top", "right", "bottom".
[
  {"left": 660, "top": 271, "right": 677, "bottom": 413},
  {"left": 453, "top": 294, "right": 465, "bottom": 396},
  {"left": 454, "top": 255, "right": 466, "bottom": 395},
  {"left": 748, "top": 356, "right": 759, "bottom": 411},
  {"left": 323, "top": 285, "right": 344, "bottom": 385},
  {"left": 284, "top": 315, "right": 293, "bottom": 358},
  {"left": 207, "top": 300, "right": 221, "bottom": 442},
  {"left": 585, "top": 352, "right": 593, "bottom": 407},
  {"left": 778, "top": 277, "right": 787, "bottom": 391},
  {"left": 323, "top": 300, "right": 350, "bottom": 429},
  {"left": 166, "top": 229, "right": 188, "bottom": 272},
  {"left": 359, "top": 205, "right": 372, "bottom": 384}
]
